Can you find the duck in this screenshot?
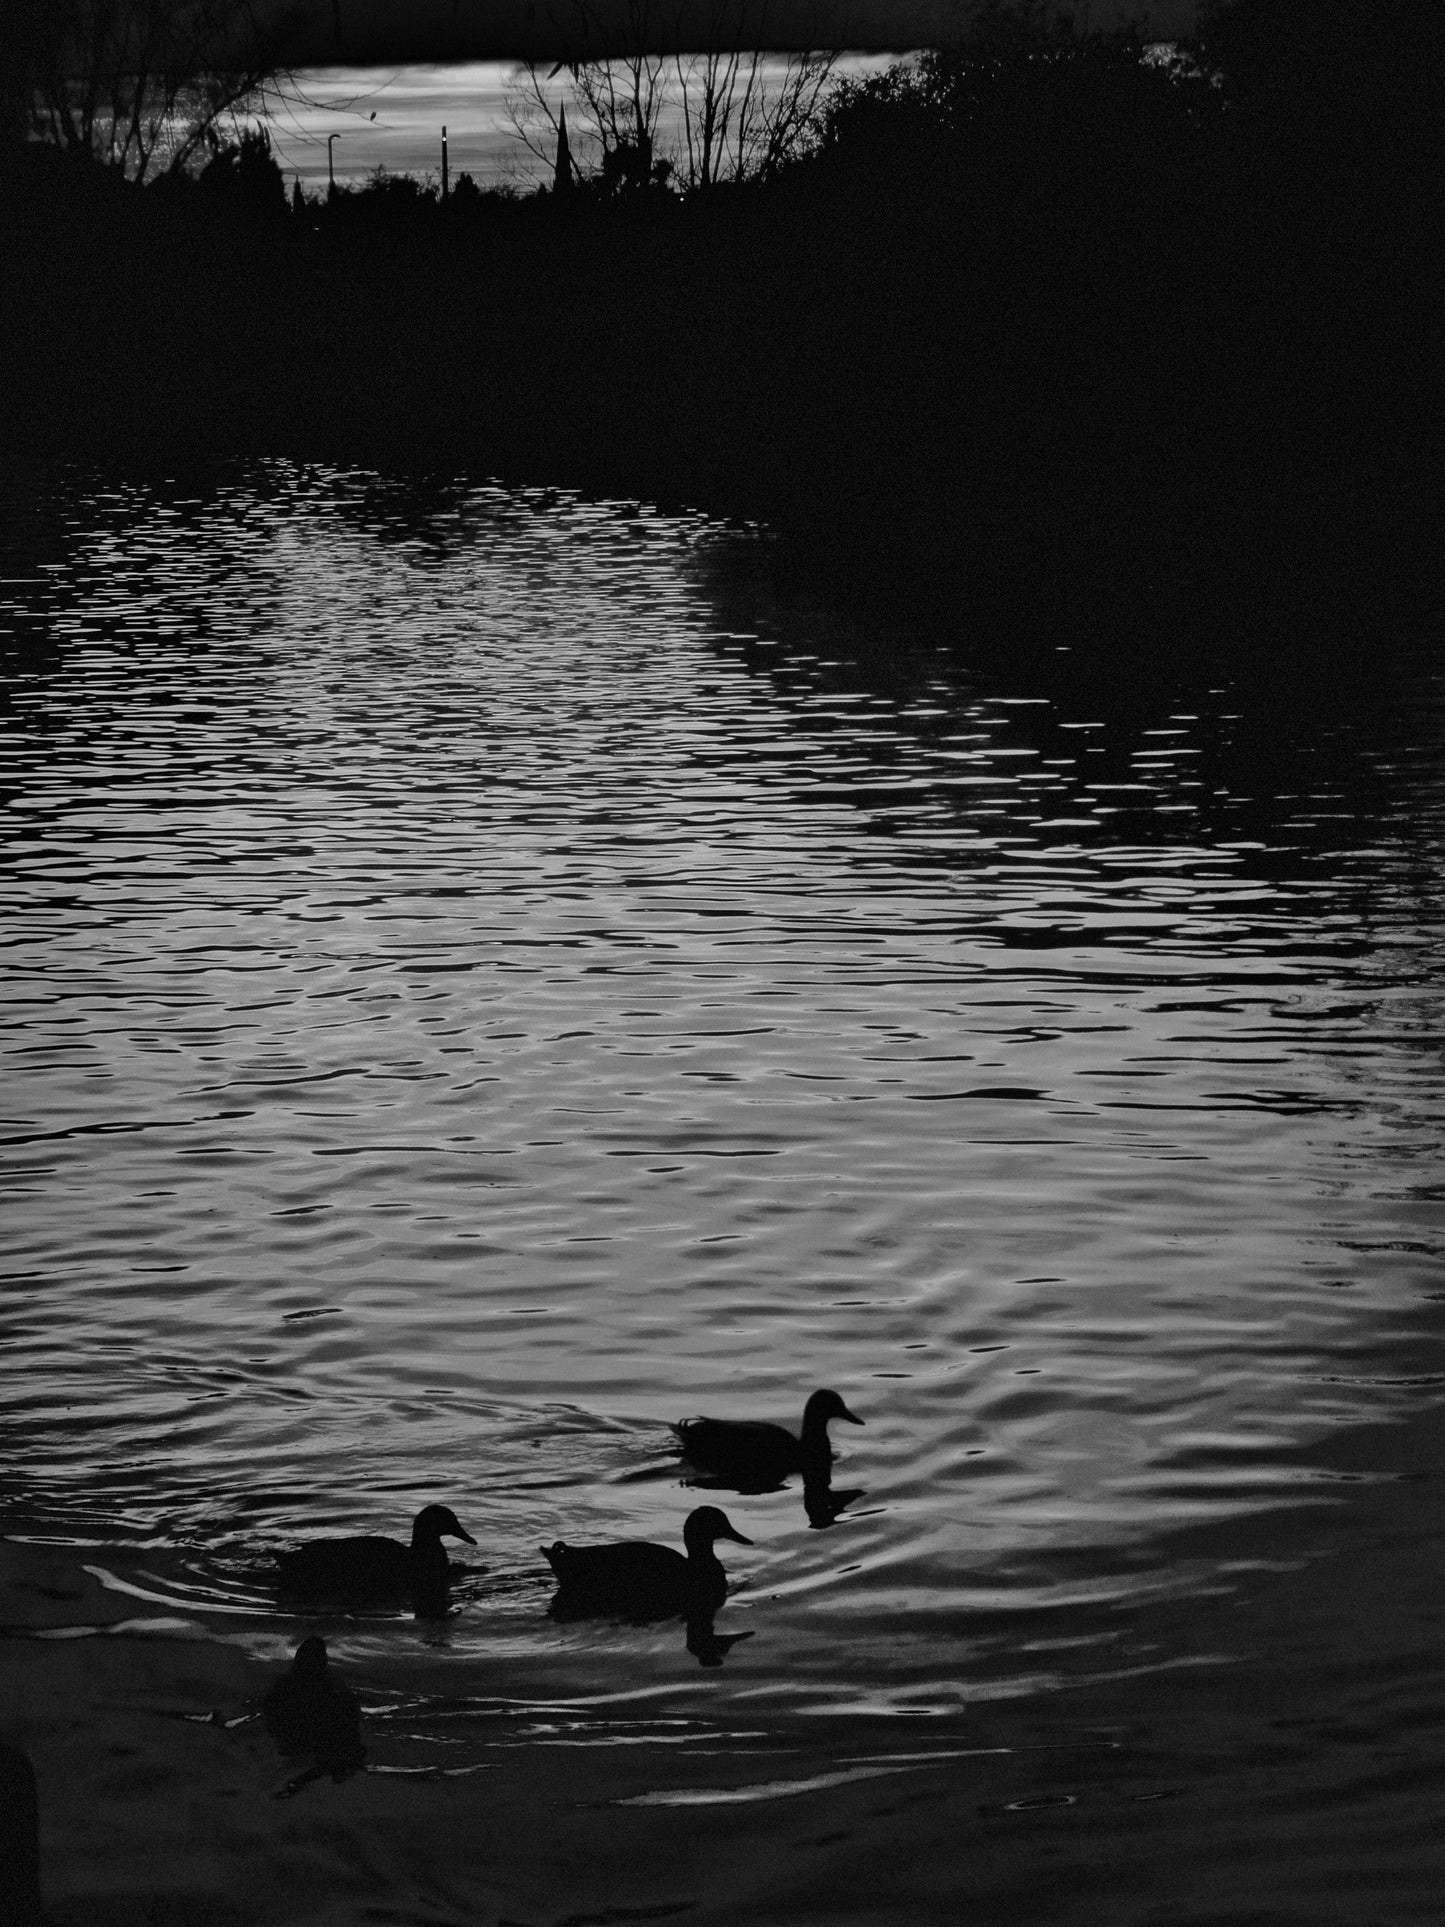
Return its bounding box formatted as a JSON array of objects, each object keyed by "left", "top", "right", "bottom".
[
  {"left": 672, "top": 1388, "right": 863, "bottom": 1489},
  {"left": 275, "top": 1503, "right": 475, "bottom": 1607},
  {"left": 262, "top": 1636, "right": 366, "bottom": 1779},
  {"left": 542, "top": 1505, "right": 751, "bottom": 1620}
]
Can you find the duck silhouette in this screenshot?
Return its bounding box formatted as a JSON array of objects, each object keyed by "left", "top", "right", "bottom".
[
  {"left": 543, "top": 1505, "right": 751, "bottom": 1621},
  {"left": 276, "top": 1503, "right": 475, "bottom": 1614},
  {"left": 672, "top": 1388, "right": 863, "bottom": 1490},
  {"left": 262, "top": 1636, "right": 366, "bottom": 1787}
]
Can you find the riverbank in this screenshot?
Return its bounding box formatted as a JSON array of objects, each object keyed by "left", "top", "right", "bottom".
[
  {"left": 8, "top": 1398, "right": 1445, "bottom": 1925},
  {"left": 3, "top": 13, "right": 1441, "bottom": 658}
]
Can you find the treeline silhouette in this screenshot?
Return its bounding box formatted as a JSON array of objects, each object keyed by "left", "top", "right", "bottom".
[{"left": 3, "top": 0, "right": 1440, "bottom": 652}]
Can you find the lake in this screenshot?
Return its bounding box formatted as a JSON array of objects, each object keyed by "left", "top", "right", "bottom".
[{"left": 3, "top": 463, "right": 1444, "bottom": 1918}]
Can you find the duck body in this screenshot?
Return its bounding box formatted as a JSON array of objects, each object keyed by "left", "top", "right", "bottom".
[
  {"left": 275, "top": 1503, "right": 475, "bottom": 1608},
  {"left": 672, "top": 1389, "right": 863, "bottom": 1489},
  {"left": 543, "top": 1506, "right": 751, "bottom": 1621},
  {"left": 263, "top": 1636, "right": 365, "bottom": 1777}
]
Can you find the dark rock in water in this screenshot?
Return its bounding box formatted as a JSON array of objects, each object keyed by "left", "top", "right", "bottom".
[
  {"left": 672, "top": 1388, "right": 864, "bottom": 1489},
  {"left": 0, "top": 1741, "right": 43, "bottom": 1925},
  {"left": 262, "top": 1636, "right": 366, "bottom": 1781},
  {"left": 543, "top": 1505, "right": 751, "bottom": 1621},
  {"left": 275, "top": 1502, "right": 475, "bottom": 1613}
]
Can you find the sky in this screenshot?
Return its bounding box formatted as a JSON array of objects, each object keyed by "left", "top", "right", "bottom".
[
  {"left": 259, "top": 56, "right": 901, "bottom": 192},
  {"left": 244, "top": 0, "right": 1202, "bottom": 191}
]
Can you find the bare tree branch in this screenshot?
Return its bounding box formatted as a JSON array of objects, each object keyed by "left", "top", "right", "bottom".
[
  {"left": 9, "top": 0, "right": 297, "bottom": 180},
  {"left": 503, "top": 0, "right": 840, "bottom": 194}
]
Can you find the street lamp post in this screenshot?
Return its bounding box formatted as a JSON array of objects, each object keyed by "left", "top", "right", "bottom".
[{"left": 327, "top": 132, "right": 342, "bottom": 195}]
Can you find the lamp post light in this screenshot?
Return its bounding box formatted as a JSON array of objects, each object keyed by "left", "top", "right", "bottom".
[{"left": 327, "top": 132, "right": 342, "bottom": 196}]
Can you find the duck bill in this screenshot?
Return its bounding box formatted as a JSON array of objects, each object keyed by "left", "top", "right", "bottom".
[
  {"left": 840, "top": 1405, "right": 864, "bottom": 1426},
  {"left": 721, "top": 1525, "right": 753, "bottom": 1546},
  {"left": 453, "top": 1525, "right": 478, "bottom": 1545}
]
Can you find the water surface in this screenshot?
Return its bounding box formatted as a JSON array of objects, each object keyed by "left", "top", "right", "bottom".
[{"left": 3, "top": 465, "right": 1444, "bottom": 1771}]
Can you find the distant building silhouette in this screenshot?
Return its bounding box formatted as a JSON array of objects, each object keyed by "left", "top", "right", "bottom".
[{"left": 554, "top": 103, "right": 573, "bottom": 195}]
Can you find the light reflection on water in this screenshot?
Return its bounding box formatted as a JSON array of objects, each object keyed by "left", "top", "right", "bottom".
[{"left": 2, "top": 464, "right": 1444, "bottom": 1729}]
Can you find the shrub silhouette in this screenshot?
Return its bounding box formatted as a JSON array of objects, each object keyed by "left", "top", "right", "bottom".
[{"left": 200, "top": 127, "right": 286, "bottom": 220}]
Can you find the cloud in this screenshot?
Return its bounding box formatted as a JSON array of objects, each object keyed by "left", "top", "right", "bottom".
[{"left": 254, "top": 0, "right": 1198, "bottom": 65}]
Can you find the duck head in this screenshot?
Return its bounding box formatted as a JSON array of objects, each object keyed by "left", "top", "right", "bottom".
[
  {"left": 683, "top": 1505, "right": 753, "bottom": 1554},
  {"left": 803, "top": 1389, "right": 864, "bottom": 1434},
  {"left": 412, "top": 1504, "right": 477, "bottom": 1547}
]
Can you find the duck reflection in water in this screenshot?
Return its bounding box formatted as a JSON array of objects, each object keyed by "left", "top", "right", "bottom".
[
  {"left": 802, "top": 1472, "right": 866, "bottom": 1529},
  {"left": 275, "top": 1502, "right": 476, "bottom": 1619},
  {"left": 684, "top": 1614, "right": 756, "bottom": 1668},
  {"left": 673, "top": 1389, "right": 865, "bottom": 1527},
  {"left": 543, "top": 1506, "right": 754, "bottom": 1666},
  {"left": 263, "top": 1636, "right": 366, "bottom": 1797}
]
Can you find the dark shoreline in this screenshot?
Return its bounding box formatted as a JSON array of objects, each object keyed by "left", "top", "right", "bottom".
[{"left": 4, "top": 19, "right": 1441, "bottom": 670}]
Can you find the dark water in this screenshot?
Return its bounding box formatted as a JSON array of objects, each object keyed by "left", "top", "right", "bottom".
[{"left": 2, "top": 466, "right": 1444, "bottom": 1789}]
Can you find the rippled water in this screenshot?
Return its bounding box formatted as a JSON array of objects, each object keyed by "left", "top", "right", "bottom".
[{"left": 3, "top": 465, "right": 1444, "bottom": 1748}]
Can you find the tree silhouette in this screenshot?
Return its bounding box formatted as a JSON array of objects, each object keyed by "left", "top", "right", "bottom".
[{"left": 4, "top": 0, "right": 289, "bottom": 180}]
